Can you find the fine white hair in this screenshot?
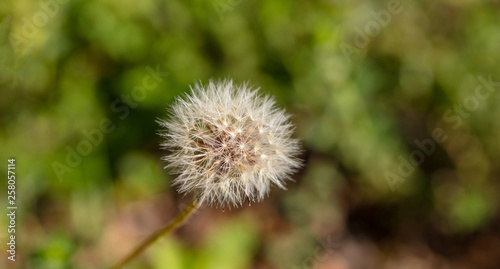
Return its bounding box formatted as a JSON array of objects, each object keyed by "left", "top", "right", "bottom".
[{"left": 158, "top": 78, "right": 302, "bottom": 209}]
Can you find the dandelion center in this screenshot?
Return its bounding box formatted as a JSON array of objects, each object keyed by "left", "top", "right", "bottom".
[{"left": 190, "top": 116, "right": 262, "bottom": 179}]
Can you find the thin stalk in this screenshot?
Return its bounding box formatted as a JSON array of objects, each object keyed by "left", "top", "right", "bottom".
[{"left": 112, "top": 196, "right": 201, "bottom": 269}]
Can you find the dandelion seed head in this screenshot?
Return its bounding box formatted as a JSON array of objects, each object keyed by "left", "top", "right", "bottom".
[{"left": 158, "top": 78, "right": 302, "bottom": 209}]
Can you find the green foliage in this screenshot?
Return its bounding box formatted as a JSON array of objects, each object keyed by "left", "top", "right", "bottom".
[{"left": 1, "top": 0, "right": 499, "bottom": 268}]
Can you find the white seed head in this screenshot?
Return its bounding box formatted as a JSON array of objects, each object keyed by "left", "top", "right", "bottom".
[{"left": 157, "top": 78, "right": 302, "bottom": 209}]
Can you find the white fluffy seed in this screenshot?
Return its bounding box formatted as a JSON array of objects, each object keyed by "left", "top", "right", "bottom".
[{"left": 157, "top": 78, "right": 302, "bottom": 208}]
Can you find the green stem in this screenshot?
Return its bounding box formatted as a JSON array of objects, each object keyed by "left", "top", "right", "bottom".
[{"left": 112, "top": 195, "right": 201, "bottom": 269}]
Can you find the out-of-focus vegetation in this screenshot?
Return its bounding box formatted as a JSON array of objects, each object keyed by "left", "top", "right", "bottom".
[{"left": 1, "top": 0, "right": 500, "bottom": 268}]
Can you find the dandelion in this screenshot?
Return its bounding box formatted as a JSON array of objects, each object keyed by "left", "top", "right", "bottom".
[
  {"left": 158, "top": 78, "right": 302, "bottom": 209},
  {"left": 113, "top": 78, "right": 301, "bottom": 268}
]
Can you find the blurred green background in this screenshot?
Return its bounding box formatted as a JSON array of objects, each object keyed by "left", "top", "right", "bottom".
[{"left": 1, "top": 0, "right": 500, "bottom": 268}]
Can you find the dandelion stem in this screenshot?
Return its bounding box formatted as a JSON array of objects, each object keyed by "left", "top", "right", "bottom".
[{"left": 112, "top": 195, "right": 201, "bottom": 269}]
